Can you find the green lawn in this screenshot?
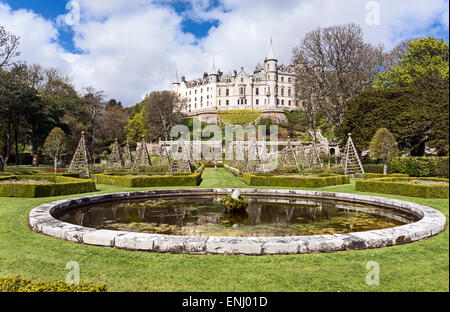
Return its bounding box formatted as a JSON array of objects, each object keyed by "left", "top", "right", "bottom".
[{"left": 0, "top": 168, "right": 448, "bottom": 291}]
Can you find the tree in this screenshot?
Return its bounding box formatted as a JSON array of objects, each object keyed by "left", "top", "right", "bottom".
[
  {"left": 292, "top": 23, "right": 385, "bottom": 126},
  {"left": 143, "top": 91, "right": 185, "bottom": 142},
  {"left": 369, "top": 128, "right": 399, "bottom": 174},
  {"left": 125, "top": 107, "right": 149, "bottom": 142},
  {"left": 337, "top": 79, "right": 449, "bottom": 156},
  {"left": 375, "top": 37, "right": 449, "bottom": 88},
  {"left": 0, "top": 25, "right": 20, "bottom": 69},
  {"left": 44, "top": 127, "right": 66, "bottom": 174}
]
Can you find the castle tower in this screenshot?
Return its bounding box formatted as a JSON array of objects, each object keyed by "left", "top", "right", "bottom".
[
  {"left": 264, "top": 38, "right": 278, "bottom": 108},
  {"left": 209, "top": 58, "right": 218, "bottom": 108},
  {"left": 172, "top": 68, "right": 180, "bottom": 94}
]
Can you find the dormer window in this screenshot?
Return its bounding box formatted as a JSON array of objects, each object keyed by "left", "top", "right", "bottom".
[{"left": 241, "top": 78, "right": 243, "bottom": 82}]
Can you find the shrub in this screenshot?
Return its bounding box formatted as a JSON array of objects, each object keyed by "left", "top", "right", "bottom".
[
  {"left": 94, "top": 172, "right": 202, "bottom": 187},
  {"left": 363, "top": 164, "right": 385, "bottom": 173},
  {"left": 221, "top": 195, "right": 248, "bottom": 212},
  {"left": 243, "top": 173, "right": 350, "bottom": 188},
  {"left": 355, "top": 177, "right": 449, "bottom": 198},
  {"left": 388, "top": 157, "right": 449, "bottom": 178},
  {"left": 0, "top": 276, "right": 106, "bottom": 292},
  {"left": 0, "top": 175, "right": 96, "bottom": 198},
  {"left": 224, "top": 164, "right": 240, "bottom": 177}
]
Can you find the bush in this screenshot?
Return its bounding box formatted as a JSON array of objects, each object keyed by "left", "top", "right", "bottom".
[
  {"left": 0, "top": 175, "right": 96, "bottom": 198},
  {"left": 355, "top": 177, "right": 449, "bottom": 198},
  {"left": 388, "top": 157, "right": 449, "bottom": 178},
  {"left": 363, "top": 164, "right": 385, "bottom": 173},
  {"left": 0, "top": 276, "right": 106, "bottom": 292},
  {"left": 224, "top": 164, "right": 240, "bottom": 177},
  {"left": 94, "top": 172, "right": 203, "bottom": 187},
  {"left": 243, "top": 173, "right": 350, "bottom": 188}
]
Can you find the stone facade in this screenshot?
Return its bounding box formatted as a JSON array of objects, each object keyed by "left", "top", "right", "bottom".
[{"left": 173, "top": 39, "right": 300, "bottom": 123}]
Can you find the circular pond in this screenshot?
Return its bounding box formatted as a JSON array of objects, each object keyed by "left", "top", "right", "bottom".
[
  {"left": 29, "top": 188, "right": 447, "bottom": 255},
  {"left": 55, "top": 195, "right": 419, "bottom": 237}
]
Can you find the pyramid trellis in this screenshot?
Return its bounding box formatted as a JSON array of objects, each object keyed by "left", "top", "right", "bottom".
[
  {"left": 171, "top": 137, "right": 192, "bottom": 173},
  {"left": 68, "top": 131, "right": 90, "bottom": 178},
  {"left": 107, "top": 138, "right": 124, "bottom": 168},
  {"left": 343, "top": 133, "right": 364, "bottom": 175},
  {"left": 280, "top": 140, "right": 299, "bottom": 169},
  {"left": 244, "top": 140, "right": 265, "bottom": 173},
  {"left": 132, "top": 136, "right": 151, "bottom": 171},
  {"left": 122, "top": 141, "right": 133, "bottom": 168}
]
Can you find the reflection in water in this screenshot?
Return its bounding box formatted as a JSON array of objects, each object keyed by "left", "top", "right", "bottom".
[{"left": 57, "top": 196, "right": 419, "bottom": 237}]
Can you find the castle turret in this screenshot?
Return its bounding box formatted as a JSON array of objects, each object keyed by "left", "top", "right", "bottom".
[
  {"left": 265, "top": 38, "right": 278, "bottom": 108},
  {"left": 172, "top": 68, "right": 180, "bottom": 93},
  {"left": 209, "top": 58, "right": 218, "bottom": 108}
]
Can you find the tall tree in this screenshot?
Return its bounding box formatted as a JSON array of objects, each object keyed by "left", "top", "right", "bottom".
[
  {"left": 375, "top": 36, "right": 449, "bottom": 88},
  {"left": 143, "top": 91, "right": 185, "bottom": 142},
  {"left": 292, "top": 23, "right": 385, "bottom": 126},
  {"left": 0, "top": 25, "right": 20, "bottom": 69}
]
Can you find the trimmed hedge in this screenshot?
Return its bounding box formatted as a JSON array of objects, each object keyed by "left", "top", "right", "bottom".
[
  {"left": 224, "top": 164, "right": 240, "bottom": 177},
  {"left": 0, "top": 276, "right": 106, "bottom": 292},
  {"left": 388, "top": 157, "right": 449, "bottom": 178},
  {"left": 0, "top": 175, "right": 96, "bottom": 198},
  {"left": 355, "top": 177, "right": 449, "bottom": 198},
  {"left": 94, "top": 172, "right": 203, "bottom": 187},
  {"left": 363, "top": 173, "right": 409, "bottom": 179},
  {"left": 243, "top": 173, "right": 350, "bottom": 188}
]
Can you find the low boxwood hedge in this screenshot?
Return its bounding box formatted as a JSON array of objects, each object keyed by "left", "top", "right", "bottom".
[
  {"left": 0, "top": 175, "right": 96, "bottom": 198},
  {"left": 355, "top": 177, "right": 449, "bottom": 199},
  {"left": 0, "top": 276, "right": 106, "bottom": 292},
  {"left": 94, "top": 172, "right": 203, "bottom": 187},
  {"left": 243, "top": 173, "right": 350, "bottom": 188},
  {"left": 363, "top": 173, "right": 409, "bottom": 179}
]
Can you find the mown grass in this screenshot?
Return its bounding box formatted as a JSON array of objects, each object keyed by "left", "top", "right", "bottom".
[{"left": 0, "top": 168, "right": 448, "bottom": 291}]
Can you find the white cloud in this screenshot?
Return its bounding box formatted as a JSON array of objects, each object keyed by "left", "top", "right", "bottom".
[{"left": 0, "top": 0, "right": 448, "bottom": 106}]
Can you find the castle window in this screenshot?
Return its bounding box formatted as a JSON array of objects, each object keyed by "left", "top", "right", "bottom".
[
  {"left": 237, "top": 99, "right": 240, "bottom": 105},
  {"left": 281, "top": 99, "right": 284, "bottom": 105},
  {"left": 288, "top": 88, "right": 291, "bottom": 97},
  {"left": 219, "top": 89, "right": 221, "bottom": 96},
  {"left": 281, "top": 76, "right": 284, "bottom": 82},
  {"left": 240, "top": 87, "right": 244, "bottom": 95},
  {"left": 281, "top": 88, "right": 284, "bottom": 97},
  {"left": 219, "top": 100, "right": 221, "bottom": 105},
  {"left": 288, "top": 78, "right": 291, "bottom": 83},
  {"left": 255, "top": 88, "right": 259, "bottom": 95},
  {"left": 245, "top": 99, "right": 247, "bottom": 104},
  {"left": 226, "top": 89, "right": 229, "bottom": 96},
  {"left": 207, "top": 87, "right": 209, "bottom": 91},
  {"left": 289, "top": 100, "right": 291, "bottom": 106},
  {"left": 195, "top": 89, "right": 197, "bottom": 94},
  {"left": 256, "top": 99, "right": 259, "bottom": 105},
  {"left": 241, "top": 78, "right": 243, "bottom": 82},
  {"left": 226, "top": 100, "right": 229, "bottom": 106}
]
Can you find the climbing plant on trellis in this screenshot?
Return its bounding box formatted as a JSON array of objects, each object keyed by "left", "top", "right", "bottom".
[
  {"left": 170, "top": 137, "right": 192, "bottom": 173},
  {"left": 280, "top": 140, "right": 299, "bottom": 169},
  {"left": 122, "top": 141, "right": 133, "bottom": 168},
  {"left": 68, "top": 131, "right": 90, "bottom": 178},
  {"left": 107, "top": 138, "right": 124, "bottom": 168},
  {"left": 132, "top": 136, "right": 151, "bottom": 171}
]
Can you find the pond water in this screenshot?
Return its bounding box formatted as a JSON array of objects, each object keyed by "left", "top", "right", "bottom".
[{"left": 56, "top": 195, "right": 419, "bottom": 237}]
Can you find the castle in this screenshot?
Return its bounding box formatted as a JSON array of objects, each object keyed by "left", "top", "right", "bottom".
[{"left": 172, "top": 39, "right": 301, "bottom": 124}]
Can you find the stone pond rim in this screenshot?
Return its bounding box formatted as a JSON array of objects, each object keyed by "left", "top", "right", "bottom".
[{"left": 28, "top": 188, "right": 447, "bottom": 255}]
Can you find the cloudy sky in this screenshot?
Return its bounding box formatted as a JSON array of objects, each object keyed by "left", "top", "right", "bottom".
[{"left": 1, "top": 0, "right": 448, "bottom": 106}]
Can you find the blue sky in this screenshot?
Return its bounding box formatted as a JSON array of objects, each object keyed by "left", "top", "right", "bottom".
[
  {"left": 4, "top": 0, "right": 223, "bottom": 52},
  {"left": 1, "top": 0, "right": 448, "bottom": 106}
]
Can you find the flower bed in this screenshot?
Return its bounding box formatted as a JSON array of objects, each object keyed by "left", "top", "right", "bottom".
[
  {"left": 94, "top": 172, "right": 203, "bottom": 187},
  {"left": 224, "top": 164, "right": 240, "bottom": 177},
  {"left": 0, "top": 175, "right": 96, "bottom": 198},
  {"left": 242, "top": 173, "right": 350, "bottom": 188},
  {"left": 355, "top": 177, "right": 449, "bottom": 199}
]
